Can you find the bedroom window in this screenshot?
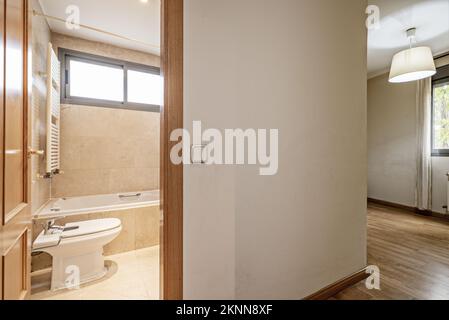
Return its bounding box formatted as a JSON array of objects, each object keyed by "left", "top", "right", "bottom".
[
  {"left": 432, "top": 65, "right": 449, "bottom": 156},
  {"left": 60, "top": 48, "right": 162, "bottom": 112}
]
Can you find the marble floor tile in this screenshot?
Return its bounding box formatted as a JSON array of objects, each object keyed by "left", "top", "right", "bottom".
[{"left": 31, "top": 246, "right": 160, "bottom": 300}]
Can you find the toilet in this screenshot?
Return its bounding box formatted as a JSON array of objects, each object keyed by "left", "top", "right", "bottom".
[{"left": 33, "top": 218, "right": 122, "bottom": 291}]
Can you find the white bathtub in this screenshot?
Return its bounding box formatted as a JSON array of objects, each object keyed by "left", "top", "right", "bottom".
[{"left": 34, "top": 190, "right": 160, "bottom": 220}]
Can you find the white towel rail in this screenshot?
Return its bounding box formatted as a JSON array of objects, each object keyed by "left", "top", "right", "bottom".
[{"left": 46, "top": 43, "right": 61, "bottom": 174}]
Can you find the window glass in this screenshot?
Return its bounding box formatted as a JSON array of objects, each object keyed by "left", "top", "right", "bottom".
[
  {"left": 69, "top": 59, "right": 124, "bottom": 102},
  {"left": 433, "top": 81, "right": 449, "bottom": 151},
  {"left": 127, "top": 70, "right": 162, "bottom": 105}
]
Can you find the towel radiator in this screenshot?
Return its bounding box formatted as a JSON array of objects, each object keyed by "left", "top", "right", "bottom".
[{"left": 46, "top": 43, "right": 61, "bottom": 175}]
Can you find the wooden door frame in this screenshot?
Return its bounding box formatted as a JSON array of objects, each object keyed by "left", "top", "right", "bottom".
[{"left": 160, "top": 0, "right": 184, "bottom": 300}]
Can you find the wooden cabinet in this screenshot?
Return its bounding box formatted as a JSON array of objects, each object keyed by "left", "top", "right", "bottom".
[{"left": 0, "top": 0, "right": 32, "bottom": 300}]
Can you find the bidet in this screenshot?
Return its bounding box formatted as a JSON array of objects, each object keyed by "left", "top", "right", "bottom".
[{"left": 33, "top": 218, "right": 122, "bottom": 291}]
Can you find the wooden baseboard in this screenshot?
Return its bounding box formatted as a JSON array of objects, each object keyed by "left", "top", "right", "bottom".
[
  {"left": 304, "top": 268, "right": 368, "bottom": 300},
  {"left": 368, "top": 198, "right": 449, "bottom": 222},
  {"left": 368, "top": 198, "right": 416, "bottom": 212}
]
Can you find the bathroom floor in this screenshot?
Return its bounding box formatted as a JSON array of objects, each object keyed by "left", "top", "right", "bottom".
[{"left": 31, "top": 246, "right": 160, "bottom": 300}]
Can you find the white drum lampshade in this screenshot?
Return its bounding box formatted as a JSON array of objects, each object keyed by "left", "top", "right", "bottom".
[{"left": 389, "top": 46, "right": 436, "bottom": 83}]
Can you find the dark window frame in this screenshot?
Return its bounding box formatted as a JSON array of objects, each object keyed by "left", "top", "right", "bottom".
[
  {"left": 431, "top": 64, "right": 449, "bottom": 157},
  {"left": 59, "top": 48, "right": 161, "bottom": 113}
]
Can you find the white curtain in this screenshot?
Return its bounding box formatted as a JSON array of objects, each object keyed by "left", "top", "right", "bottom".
[{"left": 416, "top": 78, "right": 433, "bottom": 211}]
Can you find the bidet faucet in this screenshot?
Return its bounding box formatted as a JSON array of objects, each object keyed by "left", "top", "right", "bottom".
[{"left": 42, "top": 219, "right": 64, "bottom": 235}]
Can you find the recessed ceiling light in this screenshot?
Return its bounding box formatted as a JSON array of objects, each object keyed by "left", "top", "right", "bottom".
[{"left": 140, "top": 0, "right": 149, "bottom": 3}]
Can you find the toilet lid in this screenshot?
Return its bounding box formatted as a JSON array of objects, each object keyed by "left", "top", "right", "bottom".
[{"left": 62, "top": 218, "right": 121, "bottom": 239}]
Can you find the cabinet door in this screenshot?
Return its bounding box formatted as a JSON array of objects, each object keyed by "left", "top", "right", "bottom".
[{"left": 0, "top": 0, "right": 32, "bottom": 301}]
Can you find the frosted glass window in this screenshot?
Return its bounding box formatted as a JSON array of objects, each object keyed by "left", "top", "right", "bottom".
[
  {"left": 69, "top": 60, "right": 124, "bottom": 102},
  {"left": 61, "top": 49, "right": 161, "bottom": 112},
  {"left": 127, "top": 70, "right": 162, "bottom": 105}
]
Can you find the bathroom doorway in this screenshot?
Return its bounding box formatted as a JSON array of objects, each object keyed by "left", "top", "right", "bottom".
[
  {"left": 0, "top": 0, "right": 183, "bottom": 301},
  {"left": 27, "top": 0, "right": 164, "bottom": 300}
]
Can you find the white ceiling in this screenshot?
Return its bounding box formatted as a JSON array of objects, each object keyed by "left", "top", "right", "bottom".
[
  {"left": 368, "top": 0, "right": 449, "bottom": 78},
  {"left": 39, "top": 0, "right": 161, "bottom": 56},
  {"left": 38, "top": 0, "right": 449, "bottom": 74}
]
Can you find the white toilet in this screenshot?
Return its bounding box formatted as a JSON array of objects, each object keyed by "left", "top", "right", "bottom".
[{"left": 33, "top": 218, "right": 122, "bottom": 291}]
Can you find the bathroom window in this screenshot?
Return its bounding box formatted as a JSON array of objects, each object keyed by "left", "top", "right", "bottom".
[
  {"left": 432, "top": 65, "right": 449, "bottom": 156},
  {"left": 69, "top": 59, "right": 124, "bottom": 102},
  {"left": 127, "top": 69, "right": 162, "bottom": 105},
  {"left": 60, "top": 48, "right": 161, "bottom": 112}
]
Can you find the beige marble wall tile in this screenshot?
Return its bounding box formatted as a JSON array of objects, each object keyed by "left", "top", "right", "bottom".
[
  {"left": 52, "top": 169, "right": 112, "bottom": 198},
  {"left": 51, "top": 33, "right": 160, "bottom": 67},
  {"left": 52, "top": 104, "right": 160, "bottom": 197},
  {"left": 59, "top": 105, "right": 81, "bottom": 139},
  {"left": 135, "top": 206, "right": 160, "bottom": 249},
  {"left": 102, "top": 211, "right": 136, "bottom": 255},
  {"left": 59, "top": 136, "right": 82, "bottom": 171}
]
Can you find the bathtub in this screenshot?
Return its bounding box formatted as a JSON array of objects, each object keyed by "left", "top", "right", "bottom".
[{"left": 34, "top": 190, "right": 160, "bottom": 220}]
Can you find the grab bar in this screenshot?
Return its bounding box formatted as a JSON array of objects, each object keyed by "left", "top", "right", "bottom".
[{"left": 118, "top": 193, "right": 142, "bottom": 199}]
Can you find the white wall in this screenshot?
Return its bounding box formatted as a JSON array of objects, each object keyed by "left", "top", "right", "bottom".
[
  {"left": 184, "top": 0, "right": 367, "bottom": 299},
  {"left": 368, "top": 57, "right": 449, "bottom": 214},
  {"left": 367, "top": 74, "right": 417, "bottom": 207}
]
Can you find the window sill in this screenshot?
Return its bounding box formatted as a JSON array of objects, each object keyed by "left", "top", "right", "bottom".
[
  {"left": 61, "top": 97, "right": 161, "bottom": 113},
  {"left": 431, "top": 154, "right": 449, "bottom": 158}
]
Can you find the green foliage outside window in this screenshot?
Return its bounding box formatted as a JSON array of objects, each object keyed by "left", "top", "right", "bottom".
[{"left": 433, "top": 83, "right": 449, "bottom": 150}]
